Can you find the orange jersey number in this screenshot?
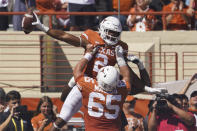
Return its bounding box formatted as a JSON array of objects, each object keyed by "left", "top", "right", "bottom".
[{"left": 88, "top": 92, "right": 121, "bottom": 119}]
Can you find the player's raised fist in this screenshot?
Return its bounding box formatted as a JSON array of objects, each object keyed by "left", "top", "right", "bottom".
[{"left": 22, "top": 8, "right": 35, "bottom": 34}]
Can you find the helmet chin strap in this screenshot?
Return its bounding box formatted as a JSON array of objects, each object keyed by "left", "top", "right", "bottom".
[
  {"left": 103, "top": 37, "right": 118, "bottom": 46},
  {"left": 99, "top": 28, "right": 119, "bottom": 45}
]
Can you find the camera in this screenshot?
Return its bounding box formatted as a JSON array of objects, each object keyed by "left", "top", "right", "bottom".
[
  {"left": 15, "top": 105, "right": 27, "bottom": 113},
  {"left": 154, "top": 93, "right": 174, "bottom": 114}
]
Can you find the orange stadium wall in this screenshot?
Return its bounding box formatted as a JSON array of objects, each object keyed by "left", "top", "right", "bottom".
[
  {"left": 21, "top": 97, "right": 150, "bottom": 117},
  {"left": 21, "top": 97, "right": 63, "bottom": 112}
]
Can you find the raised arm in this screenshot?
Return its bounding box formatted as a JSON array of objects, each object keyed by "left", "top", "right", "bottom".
[
  {"left": 73, "top": 44, "right": 99, "bottom": 80},
  {"left": 115, "top": 46, "right": 165, "bottom": 94},
  {"left": 31, "top": 12, "right": 89, "bottom": 48},
  {"left": 179, "top": 73, "right": 197, "bottom": 94},
  {"left": 126, "top": 54, "right": 152, "bottom": 94},
  {"left": 46, "top": 29, "right": 88, "bottom": 48},
  {"left": 127, "top": 54, "right": 151, "bottom": 86},
  {"left": 115, "top": 45, "right": 130, "bottom": 87}
]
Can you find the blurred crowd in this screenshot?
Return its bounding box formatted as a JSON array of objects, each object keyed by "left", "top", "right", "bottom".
[
  {"left": 0, "top": 0, "right": 197, "bottom": 31},
  {"left": 0, "top": 89, "right": 69, "bottom": 131}
]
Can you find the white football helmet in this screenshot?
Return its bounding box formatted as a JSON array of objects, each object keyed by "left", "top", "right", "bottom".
[
  {"left": 96, "top": 66, "right": 120, "bottom": 92},
  {"left": 99, "top": 16, "right": 122, "bottom": 45}
]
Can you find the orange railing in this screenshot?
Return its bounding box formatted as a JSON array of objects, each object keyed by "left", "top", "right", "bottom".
[
  {"left": 128, "top": 51, "right": 178, "bottom": 84},
  {"left": 182, "top": 52, "right": 197, "bottom": 79},
  {"left": 0, "top": 11, "right": 194, "bottom": 30}
]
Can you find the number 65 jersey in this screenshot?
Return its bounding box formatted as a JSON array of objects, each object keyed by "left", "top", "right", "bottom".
[
  {"left": 76, "top": 76, "right": 130, "bottom": 131},
  {"left": 81, "top": 29, "right": 128, "bottom": 78}
]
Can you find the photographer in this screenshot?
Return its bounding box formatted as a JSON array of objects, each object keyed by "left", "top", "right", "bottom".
[
  {"left": 148, "top": 93, "right": 196, "bottom": 131},
  {"left": 0, "top": 90, "right": 33, "bottom": 131}
]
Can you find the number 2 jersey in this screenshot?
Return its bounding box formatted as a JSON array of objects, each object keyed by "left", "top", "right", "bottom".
[
  {"left": 76, "top": 75, "right": 130, "bottom": 131},
  {"left": 81, "top": 29, "right": 128, "bottom": 78}
]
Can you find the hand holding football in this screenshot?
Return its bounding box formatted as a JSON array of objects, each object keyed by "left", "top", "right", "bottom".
[{"left": 22, "top": 8, "right": 35, "bottom": 34}]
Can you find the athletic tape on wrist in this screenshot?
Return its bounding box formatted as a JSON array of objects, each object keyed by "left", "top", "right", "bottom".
[
  {"left": 84, "top": 53, "right": 92, "bottom": 61},
  {"left": 117, "top": 58, "right": 126, "bottom": 67},
  {"left": 53, "top": 122, "right": 61, "bottom": 129},
  {"left": 41, "top": 24, "right": 49, "bottom": 33}
]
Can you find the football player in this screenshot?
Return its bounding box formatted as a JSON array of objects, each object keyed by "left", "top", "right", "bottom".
[
  {"left": 30, "top": 12, "right": 156, "bottom": 97},
  {"left": 30, "top": 12, "right": 155, "bottom": 96},
  {"left": 50, "top": 45, "right": 131, "bottom": 131}
]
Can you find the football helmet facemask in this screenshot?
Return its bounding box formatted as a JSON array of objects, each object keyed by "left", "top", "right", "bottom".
[
  {"left": 99, "top": 16, "right": 122, "bottom": 45},
  {"left": 96, "top": 66, "right": 120, "bottom": 92}
]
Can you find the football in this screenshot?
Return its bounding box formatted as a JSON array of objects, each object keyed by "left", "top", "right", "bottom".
[{"left": 22, "top": 8, "right": 35, "bottom": 34}]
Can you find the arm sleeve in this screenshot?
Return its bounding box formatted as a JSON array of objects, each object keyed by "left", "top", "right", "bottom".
[{"left": 59, "top": 85, "right": 82, "bottom": 122}]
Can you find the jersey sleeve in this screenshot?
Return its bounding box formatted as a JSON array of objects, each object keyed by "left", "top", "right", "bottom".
[
  {"left": 31, "top": 117, "right": 38, "bottom": 129},
  {"left": 81, "top": 29, "right": 105, "bottom": 46},
  {"left": 76, "top": 76, "right": 96, "bottom": 92}
]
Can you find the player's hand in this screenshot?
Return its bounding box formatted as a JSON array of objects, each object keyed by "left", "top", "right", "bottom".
[
  {"left": 31, "top": 12, "right": 41, "bottom": 28},
  {"left": 127, "top": 54, "right": 140, "bottom": 64},
  {"left": 127, "top": 54, "right": 145, "bottom": 70},
  {"left": 86, "top": 44, "right": 99, "bottom": 56},
  {"left": 115, "top": 45, "right": 124, "bottom": 58},
  {"left": 115, "top": 45, "right": 126, "bottom": 66},
  {"left": 32, "top": 12, "right": 49, "bottom": 32},
  {"left": 84, "top": 44, "right": 99, "bottom": 61}
]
